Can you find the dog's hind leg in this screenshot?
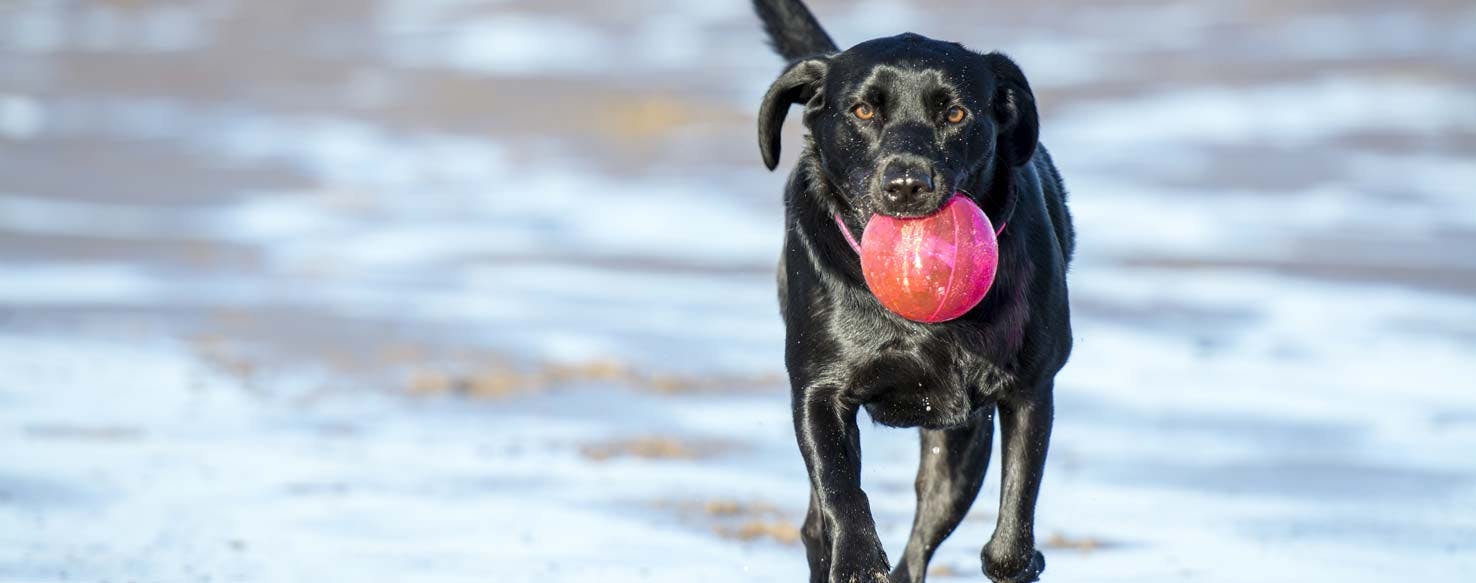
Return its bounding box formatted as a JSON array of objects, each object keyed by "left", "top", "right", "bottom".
[
  {"left": 982, "top": 388, "right": 1052, "bottom": 583},
  {"left": 891, "top": 408, "right": 995, "bottom": 583}
]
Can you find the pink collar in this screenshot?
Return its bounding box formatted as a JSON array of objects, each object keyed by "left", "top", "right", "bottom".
[{"left": 833, "top": 212, "right": 1005, "bottom": 254}]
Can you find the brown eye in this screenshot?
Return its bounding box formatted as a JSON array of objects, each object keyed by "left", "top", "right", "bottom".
[
  {"left": 853, "top": 104, "right": 875, "bottom": 120},
  {"left": 946, "top": 106, "right": 967, "bottom": 124}
]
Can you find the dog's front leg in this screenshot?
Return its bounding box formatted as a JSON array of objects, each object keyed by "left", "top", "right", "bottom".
[
  {"left": 982, "top": 388, "right": 1052, "bottom": 582},
  {"left": 793, "top": 387, "right": 890, "bottom": 583}
]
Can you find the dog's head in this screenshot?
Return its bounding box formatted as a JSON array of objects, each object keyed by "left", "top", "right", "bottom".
[{"left": 759, "top": 33, "right": 1037, "bottom": 218}]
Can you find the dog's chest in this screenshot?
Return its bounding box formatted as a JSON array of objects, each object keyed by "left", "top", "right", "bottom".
[
  {"left": 807, "top": 273, "right": 1028, "bottom": 429},
  {"left": 861, "top": 375, "right": 975, "bottom": 429},
  {"left": 845, "top": 347, "right": 1005, "bottom": 429}
]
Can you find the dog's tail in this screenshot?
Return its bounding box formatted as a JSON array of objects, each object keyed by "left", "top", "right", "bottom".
[{"left": 752, "top": 0, "right": 838, "bottom": 60}]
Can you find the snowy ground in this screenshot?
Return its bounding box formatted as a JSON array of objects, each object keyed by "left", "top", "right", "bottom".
[{"left": 2, "top": 0, "right": 1475, "bottom": 581}]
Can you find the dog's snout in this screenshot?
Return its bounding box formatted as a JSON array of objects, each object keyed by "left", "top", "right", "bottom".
[
  {"left": 883, "top": 169, "right": 934, "bottom": 202},
  {"left": 879, "top": 162, "right": 937, "bottom": 214}
]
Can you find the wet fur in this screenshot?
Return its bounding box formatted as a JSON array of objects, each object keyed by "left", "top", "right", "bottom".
[{"left": 754, "top": 1, "right": 1075, "bottom": 582}]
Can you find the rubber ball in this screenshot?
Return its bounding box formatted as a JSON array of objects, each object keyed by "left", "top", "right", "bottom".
[{"left": 859, "top": 195, "right": 998, "bottom": 323}]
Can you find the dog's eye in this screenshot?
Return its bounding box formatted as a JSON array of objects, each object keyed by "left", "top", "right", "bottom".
[
  {"left": 852, "top": 104, "right": 875, "bottom": 121},
  {"left": 946, "top": 106, "right": 967, "bottom": 124}
]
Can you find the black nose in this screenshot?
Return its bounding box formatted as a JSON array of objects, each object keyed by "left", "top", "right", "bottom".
[{"left": 882, "top": 166, "right": 935, "bottom": 204}]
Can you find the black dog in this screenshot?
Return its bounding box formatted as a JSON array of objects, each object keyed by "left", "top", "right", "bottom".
[{"left": 752, "top": 1, "right": 1075, "bottom": 581}]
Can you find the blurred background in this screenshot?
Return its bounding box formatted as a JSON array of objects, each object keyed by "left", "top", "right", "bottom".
[{"left": 1, "top": 0, "right": 1473, "bottom": 581}]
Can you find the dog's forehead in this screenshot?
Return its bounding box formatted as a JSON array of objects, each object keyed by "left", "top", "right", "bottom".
[{"left": 837, "top": 33, "right": 982, "bottom": 89}]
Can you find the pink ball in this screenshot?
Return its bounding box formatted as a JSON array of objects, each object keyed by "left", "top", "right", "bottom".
[{"left": 859, "top": 195, "right": 999, "bottom": 323}]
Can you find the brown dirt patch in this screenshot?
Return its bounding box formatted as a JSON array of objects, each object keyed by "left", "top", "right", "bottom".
[
  {"left": 1044, "top": 531, "right": 1117, "bottom": 553},
  {"left": 578, "top": 436, "right": 735, "bottom": 462},
  {"left": 658, "top": 498, "right": 801, "bottom": 546},
  {"left": 713, "top": 520, "right": 802, "bottom": 545},
  {"left": 405, "top": 358, "right": 784, "bottom": 399}
]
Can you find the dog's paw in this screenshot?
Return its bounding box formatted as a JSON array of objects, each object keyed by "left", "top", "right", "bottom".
[{"left": 982, "top": 548, "right": 1045, "bottom": 583}]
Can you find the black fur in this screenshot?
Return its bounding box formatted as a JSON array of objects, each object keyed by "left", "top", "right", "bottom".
[
  {"left": 752, "top": 2, "right": 1075, "bottom": 582},
  {"left": 752, "top": 0, "right": 839, "bottom": 60}
]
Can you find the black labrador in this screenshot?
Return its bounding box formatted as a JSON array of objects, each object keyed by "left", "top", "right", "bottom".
[{"left": 752, "top": 1, "right": 1075, "bottom": 582}]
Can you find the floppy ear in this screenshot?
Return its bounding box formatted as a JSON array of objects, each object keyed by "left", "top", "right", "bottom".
[
  {"left": 984, "top": 53, "right": 1039, "bottom": 167},
  {"left": 758, "top": 58, "right": 829, "bottom": 171}
]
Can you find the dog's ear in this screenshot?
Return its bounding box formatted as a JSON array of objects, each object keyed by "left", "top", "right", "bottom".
[
  {"left": 984, "top": 53, "right": 1039, "bottom": 167},
  {"left": 758, "top": 58, "right": 829, "bottom": 171}
]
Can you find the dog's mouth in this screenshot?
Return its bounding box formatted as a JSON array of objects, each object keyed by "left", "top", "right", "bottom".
[
  {"left": 874, "top": 199, "right": 951, "bottom": 219},
  {"left": 865, "top": 172, "right": 966, "bottom": 219},
  {"left": 870, "top": 187, "right": 970, "bottom": 220},
  {"left": 832, "top": 171, "right": 971, "bottom": 220}
]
